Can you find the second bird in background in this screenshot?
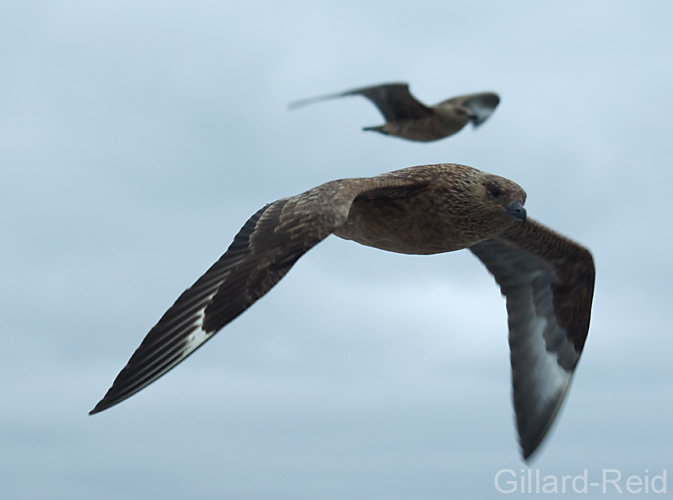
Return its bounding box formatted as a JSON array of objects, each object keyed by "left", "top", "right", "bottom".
[{"left": 289, "top": 82, "right": 500, "bottom": 142}]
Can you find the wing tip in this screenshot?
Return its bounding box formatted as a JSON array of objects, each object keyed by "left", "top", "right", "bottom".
[
  {"left": 520, "top": 432, "right": 546, "bottom": 462},
  {"left": 467, "top": 93, "right": 500, "bottom": 127},
  {"left": 89, "top": 389, "right": 126, "bottom": 415},
  {"left": 516, "top": 380, "right": 574, "bottom": 461},
  {"left": 88, "top": 399, "right": 109, "bottom": 416},
  {"left": 287, "top": 92, "right": 346, "bottom": 110}
]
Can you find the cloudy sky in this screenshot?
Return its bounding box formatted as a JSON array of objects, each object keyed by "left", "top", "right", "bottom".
[{"left": 2, "top": 1, "right": 672, "bottom": 499}]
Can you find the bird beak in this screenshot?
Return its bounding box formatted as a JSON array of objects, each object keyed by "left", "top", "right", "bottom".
[{"left": 506, "top": 201, "right": 527, "bottom": 222}]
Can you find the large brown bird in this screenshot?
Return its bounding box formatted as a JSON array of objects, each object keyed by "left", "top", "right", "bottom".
[
  {"left": 289, "top": 83, "right": 500, "bottom": 142},
  {"left": 90, "top": 163, "right": 594, "bottom": 460}
]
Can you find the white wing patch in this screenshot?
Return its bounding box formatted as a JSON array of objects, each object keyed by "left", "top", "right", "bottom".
[
  {"left": 184, "top": 290, "right": 218, "bottom": 354},
  {"left": 521, "top": 304, "right": 572, "bottom": 414},
  {"left": 468, "top": 100, "right": 496, "bottom": 125}
]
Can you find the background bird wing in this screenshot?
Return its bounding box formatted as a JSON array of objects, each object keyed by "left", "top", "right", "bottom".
[
  {"left": 469, "top": 219, "right": 595, "bottom": 459},
  {"left": 441, "top": 92, "right": 500, "bottom": 126},
  {"left": 343, "top": 83, "right": 434, "bottom": 121},
  {"left": 289, "top": 82, "right": 433, "bottom": 121}
]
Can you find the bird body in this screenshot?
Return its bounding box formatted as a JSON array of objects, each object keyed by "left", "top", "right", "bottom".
[
  {"left": 333, "top": 163, "right": 525, "bottom": 253},
  {"left": 90, "top": 163, "right": 594, "bottom": 460},
  {"left": 290, "top": 83, "right": 500, "bottom": 142}
]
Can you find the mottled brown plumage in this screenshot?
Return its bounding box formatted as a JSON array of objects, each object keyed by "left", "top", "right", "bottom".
[
  {"left": 90, "top": 163, "right": 594, "bottom": 460},
  {"left": 289, "top": 83, "right": 500, "bottom": 142}
]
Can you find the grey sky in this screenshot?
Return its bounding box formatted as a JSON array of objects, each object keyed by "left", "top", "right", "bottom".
[{"left": 2, "top": 1, "right": 672, "bottom": 499}]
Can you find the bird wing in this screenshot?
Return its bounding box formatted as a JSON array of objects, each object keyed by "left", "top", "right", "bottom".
[
  {"left": 469, "top": 219, "right": 595, "bottom": 459},
  {"left": 343, "top": 83, "right": 434, "bottom": 121},
  {"left": 90, "top": 195, "right": 340, "bottom": 414},
  {"left": 90, "top": 177, "right": 429, "bottom": 414},
  {"left": 441, "top": 92, "right": 500, "bottom": 126},
  {"left": 289, "top": 83, "right": 433, "bottom": 122}
]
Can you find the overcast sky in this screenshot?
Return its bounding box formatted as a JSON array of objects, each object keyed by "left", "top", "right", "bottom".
[{"left": 2, "top": 1, "right": 672, "bottom": 499}]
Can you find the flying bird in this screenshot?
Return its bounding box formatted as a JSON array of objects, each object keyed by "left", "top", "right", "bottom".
[
  {"left": 289, "top": 83, "right": 500, "bottom": 142},
  {"left": 90, "top": 163, "right": 594, "bottom": 460}
]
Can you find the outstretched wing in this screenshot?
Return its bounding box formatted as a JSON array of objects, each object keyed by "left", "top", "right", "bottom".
[
  {"left": 442, "top": 92, "right": 500, "bottom": 126},
  {"left": 90, "top": 196, "right": 343, "bottom": 414},
  {"left": 469, "top": 219, "right": 595, "bottom": 459},
  {"left": 289, "top": 82, "right": 433, "bottom": 122}
]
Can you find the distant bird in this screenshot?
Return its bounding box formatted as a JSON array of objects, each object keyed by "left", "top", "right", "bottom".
[
  {"left": 289, "top": 83, "right": 500, "bottom": 142},
  {"left": 90, "top": 163, "right": 594, "bottom": 460}
]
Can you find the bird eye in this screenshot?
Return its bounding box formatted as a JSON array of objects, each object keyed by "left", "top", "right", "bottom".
[{"left": 487, "top": 182, "right": 501, "bottom": 198}]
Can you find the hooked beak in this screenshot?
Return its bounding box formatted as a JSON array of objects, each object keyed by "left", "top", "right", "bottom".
[{"left": 506, "top": 201, "right": 527, "bottom": 222}]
